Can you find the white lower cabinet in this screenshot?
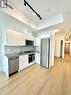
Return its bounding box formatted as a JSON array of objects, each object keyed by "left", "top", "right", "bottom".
[{"left": 19, "top": 54, "right": 28, "bottom": 71}]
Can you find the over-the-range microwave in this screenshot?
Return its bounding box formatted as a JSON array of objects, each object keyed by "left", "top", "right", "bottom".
[{"left": 25, "top": 40, "right": 34, "bottom": 46}]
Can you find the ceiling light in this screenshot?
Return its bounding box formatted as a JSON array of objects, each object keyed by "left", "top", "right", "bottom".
[{"left": 54, "top": 29, "right": 60, "bottom": 33}]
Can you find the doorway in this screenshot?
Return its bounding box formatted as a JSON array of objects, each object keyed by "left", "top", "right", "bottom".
[
  {"left": 60, "top": 40, "right": 63, "bottom": 58},
  {"left": 64, "top": 43, "right": 70, "bottom": 54}
]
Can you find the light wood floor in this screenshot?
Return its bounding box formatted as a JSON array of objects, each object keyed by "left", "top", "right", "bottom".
[{"left": 0, "top": 54, "right": 71, "bottom": 95}]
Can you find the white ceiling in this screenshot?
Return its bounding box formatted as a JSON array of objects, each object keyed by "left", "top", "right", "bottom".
[{"left": 8, "top": 0, "right": 71, "bottom": 30}]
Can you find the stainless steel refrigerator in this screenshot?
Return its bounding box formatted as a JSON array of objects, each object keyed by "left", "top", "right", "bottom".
[{"left": 40, "top": 38, "right": 50, "bottom": 69}]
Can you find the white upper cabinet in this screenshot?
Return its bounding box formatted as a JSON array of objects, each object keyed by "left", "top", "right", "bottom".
[
  {"left": 6, "top": 30, "right": 35, "bottom": 46},
  {"left": 24, "top": 32, "right": 35, "bottom": 41},
  {"left": 35, "top": 38, "right": 40, "bottom": 46},
  {"left": 16, "top": 32, "right": 25, "bottom": 45},
  {"left": 6, "top": 30, "right": 18, "bottom": 46}
]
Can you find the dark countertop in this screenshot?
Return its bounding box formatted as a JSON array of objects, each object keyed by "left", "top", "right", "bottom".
[{"left": 5, "top": 51, "right": 40, "bottom": 58}]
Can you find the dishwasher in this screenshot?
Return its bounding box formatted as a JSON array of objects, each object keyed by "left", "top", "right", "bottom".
[{"left": 8, "top": 56, "right": 19, "bottom": 75}]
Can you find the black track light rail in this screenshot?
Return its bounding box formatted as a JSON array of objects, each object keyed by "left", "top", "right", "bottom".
[
  {"left": 5, "top": 3, "right": 13, "bottom": 9},
  {"left": 24, "top": 0, "right": 42, "bottom": 20}
]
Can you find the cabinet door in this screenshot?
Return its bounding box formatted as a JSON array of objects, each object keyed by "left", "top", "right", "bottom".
[
  {"left": 35, "top": 38, "right": 40, "bottom": 46},
  {"left": 23, "top": 55, "right": 28, "bottom": 68},
  {"left": 17, "top": 32, "right": 25, "bottom": 45},
  {"left": 24, "top": 32, "right": 35, "bottom": 41},
  {"left": 19, "top": 56, "right": 24, "bottom": 71},
  {"left": 19, "top": 55, "right": 28, "bottom": 71},
  {"left": 6, "top": 31, "right": 17, "bottom": 46},
  {"left": 35, "top": 53, "right": 40, "bottom": 64},
  {"left": 6, "top": 31, "right": 25, "bottom": 46}
]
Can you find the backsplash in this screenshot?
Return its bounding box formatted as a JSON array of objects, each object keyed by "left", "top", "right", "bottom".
[{"left": 5, "top": 46, "right": 35, "bottom": 55}]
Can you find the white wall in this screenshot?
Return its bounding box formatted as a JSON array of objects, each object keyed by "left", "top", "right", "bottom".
[
  {"left": 50, "top": 34, "right": 55, "bottom": 66},
  {"left": 54, "top": 32, "right": 65, "bottom": 58},
  {"left": 0, "top": 24, "right": 3, "bottom": 71},
  {"left": 0, "top": 23, "right": 5, "bottom": 71}
]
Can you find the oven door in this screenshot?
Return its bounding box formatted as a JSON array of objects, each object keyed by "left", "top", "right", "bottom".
[{"left": 28, "top": 54, "right": 35, "bottom": 63}]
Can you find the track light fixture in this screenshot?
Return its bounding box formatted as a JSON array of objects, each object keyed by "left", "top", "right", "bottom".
[
  {"left": 24, "top": 0, "right": 42, "bottom": 20},
  {"left": 5, "top": 2, "right": 13, "bottom": 9}
]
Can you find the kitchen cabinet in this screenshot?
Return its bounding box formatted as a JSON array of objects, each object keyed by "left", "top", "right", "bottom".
[
  {"left": 35, "top": 53, "right": 40, "bottom": 64},
  {"left": 6, "top": 30, "right": 35, "bottom": 46},
  {"left": 35, "top": 38, "right": 40, "bottom": 46},
  {"left": 19, "top": 54, "right": 28, "bottom": 71},
  {"left": 35, "top": 38, "right": 40, "bottom": 64},
  {"left": 6, "top": 30, "right": 18, "bottom": 46},
  {"left": 16, "top": 32, "right": 25, "bottom": 45},
  {"left": 6, "top": 30, "right": 25, "bottom": 46},
  {"left": 24, "top": 32, "right": 35, "bottom": 41}
]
